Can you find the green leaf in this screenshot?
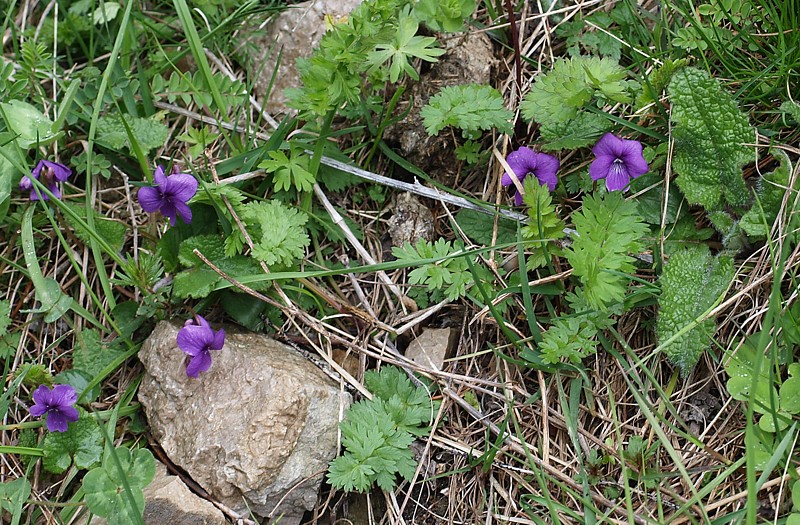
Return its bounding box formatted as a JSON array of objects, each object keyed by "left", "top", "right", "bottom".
[
  {"left": 0, "top": 477, "right": 31, "bottom": 519},
  {"left": 93, "top": 1, "right": 120, "bottom": 23},
  {"left": 173, "top": 234, "right": 263, "bottom": 299},
  {"left": 83, "top": 446, "right": 156, "bottom": 524},
  {"left": 538, "top": 111, "right": 611, "bottom": 151},
  {"left": 668, "top": 67, "right": 754, "bottom": 210},
  {"left": 739, "top": 150, "right": 795, "bottom": 239},
  {"left": 780, "top": 100, "right": 800, "bottom": 123},
  {"left": 0, "top": 100, "right": 58, "bottom": 148},
  {"left": 244, "top": 201, "right": 310, "bottom": 267},
  {"left": 656, "top": 245, "right": 733, "bottom": 375},
  {"left": 43, "top": 412, "right": 103, "bottom": 473},
  {"left": 520, "top": 56, "right": 630, "bottom": 127},
  {"left": 780, "top": 363, "right": 800, "bottom": 414},
  {"left": 259, "top": 149, "right": 316, "bottom": 193},
  {"left": 412, "top": 0, "right": 475, "bottom": 32},
  {"left": 792, "top": 479, "right": 800, "bottom": 510},
  {"left": 563, "top": 192, "right": 647, "bottom": 310},
  {"left": 0, "top": 299, "right": 10, "bottom": 336},
  {"left": 73, "top": 329, "right": 126, "bottom": 378},
  {"left": 455, "top": 209, "right": 517, "bottom": 246},
  {"left": 366, "top": 10, "right": 445, "bottom": 83},
  {"left": 520, "top": 177, "right": 565, "bottom": 270},
  {"left": 420, "top": 84, "right": 513, "bottom": 137},
  {"left": 96, "top": 114, "right": 169, "bottom": 153},
  {"left": 60, "top": 202, "right": 127, "bottom": 253},
  {"left": 725, "top": 335, "right": 778, "bottom": 414}
]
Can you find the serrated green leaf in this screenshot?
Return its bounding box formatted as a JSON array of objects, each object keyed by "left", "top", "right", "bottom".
[
  {"left": 16, "top": 363, "right": 54, "bottom": 389},
  {"left": 43, "top": 412, "right": 103, "bottom": 473},
  {"left": 521, "top": 56, "right": 630, "bottom": 127},
  {"left": 245, "top": 200, "right": 310, "bottom": 267},
  {"left": 563, "top": 192, "right": 647, "bottom": 309},
  {"left": 96, "top": 114, "right": 169, "bottom": 153},
  {"left": 668, "top": 67, "right": 754, "bottom": 210},
  {"left": 520, "top": 177, "right": 565, "bottom": 270},
  {"left": 656, "top": 245, "right": 733, "bottom": 375},
  {"left": 740, "top": 150, "right": 795, "bottom": 239},
  {"left": 420, "top": 84, "right": 513, "bottom": 137}
]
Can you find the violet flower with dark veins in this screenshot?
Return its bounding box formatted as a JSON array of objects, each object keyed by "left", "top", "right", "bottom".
[
  {"left": 589, "top": 133, "right": 649, "bottom": 192},
  {"left": 137, "top": 166, "right": 198, "bottom": 226},
  {"left": 177, "top": 316, "right": 225, "bottom": 378},
  {"left": 501, "top": 147, "right": 559, "bottom": 205},
  {"left": 30, "top": 384, "right": 80, "bottom": 432},
  {"left": 20, "top": 160, "right": 72, "bottom": 200}
]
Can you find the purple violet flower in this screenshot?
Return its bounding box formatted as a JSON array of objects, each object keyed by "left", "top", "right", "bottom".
[
  {"left": 29, "top": 384, "right": 80, "bottom": 432},
  {"left": 176, "top": 316, "right": 225, "bottom": 378},
  {"left": 137, "top": 166, "right": 198, "bottom": 226},
  {"left": 20, "top": 160, "right": 72, "bottom": 200},
  {"left": 589, "top": 133, "right": 649, "bottom": 192},
  {"left": 501, "top": 147, "right": 559, "bottom": 206}
]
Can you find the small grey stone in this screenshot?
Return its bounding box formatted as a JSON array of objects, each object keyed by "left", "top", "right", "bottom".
[
  {"left": 405, "top": 328, "right": 455, "bottom": 371},
  {"left": 142, "top": 462, "right": 228, "bottom": 525},
  {"left": 138, "top": 321, "right": 350, "bottom": 522},
  {"left": 387, "top": 193, "right": 435, "bottom": 247}
]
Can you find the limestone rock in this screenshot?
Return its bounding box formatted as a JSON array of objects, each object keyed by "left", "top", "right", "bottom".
[
  {"left": 248, "top": 0, "right": 364, "bottom": 115},
  {"left": 138, "top": 321, "right": 350, "bottom": 522},
  {"left": 387, "top": 193, "right": 435, "bottom": 247},
  {"left": 405, "top": 328, "right": 456, "bottom": 371},
  {"left": 143, "top": 462, "right": 228, "bottom": 525}
]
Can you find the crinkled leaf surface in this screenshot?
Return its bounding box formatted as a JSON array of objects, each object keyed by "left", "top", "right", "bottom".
[
  {"left": 657, "top": 246, "right": 733, "bottom": 375},
  {"left": 173, "top": 234, "right": 263, "bottom": 298},
  {"left": 668, "top": 67, "right": 754, "bottom": 210},
  {"left": 73, "top": 329, "right": 126, "bottom": 378},
  {"left": 421, "top": 84, "right": 513, "bottom": 137},
  {"left": 43, "top": 412, "right": 103, "bottom": 473},
  {"left": 83, "top": 447, "right": 155, "bottom": 524}
]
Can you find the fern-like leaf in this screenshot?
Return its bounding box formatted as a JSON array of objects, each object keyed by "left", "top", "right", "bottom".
[{"left": 563, "top": 192, "right": 648, "bottom": 310}]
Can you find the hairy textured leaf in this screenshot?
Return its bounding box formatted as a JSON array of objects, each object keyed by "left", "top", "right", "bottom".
[
  {"left": 173, "top": 234, "right": 263, "bottom": 299},
  {"left": 538, "top": 111, "right": 611, "bottom": 151},
  {"left": 60, "top": 202, "right": 127, "bottom": 253},
  {"left": 668, "top": 67, "right": 754, "bottom": 209},
  {"left": 520, "top": 56, "right": 630, "bottom": 126},
  {"left": 421, "top": 84, "right": 513, "bottom": 137},
  {"left": 43, "top": 412, "right": 103, "bottom": 473},
  {"left": 657, "top": 245, "right": 733, "bottom": 375}
]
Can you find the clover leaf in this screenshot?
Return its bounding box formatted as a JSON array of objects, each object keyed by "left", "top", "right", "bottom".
[
  {"left": 0, "top": 477, "right": 31, "bottom": 522},
  {"left": 83, "top": 446, "right": 156, "bottom": 525},
  {"left": 42, "top": 411, "right": 103, "bottom": 474},
  {"left": 780, "top": 363, "right": 800, "bottom": 414}
]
